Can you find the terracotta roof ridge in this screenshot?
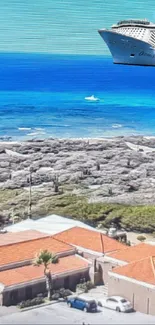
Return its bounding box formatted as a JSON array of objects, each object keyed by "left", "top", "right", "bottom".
[
  {"left": 100, "top": 233, "right": 104, "bottom": 253},
  {"left": 150, "top": 256, "right": 155, "bottom": 281},
  {"left": 51, "top": 236, "right": 75, "bottom": 250}
]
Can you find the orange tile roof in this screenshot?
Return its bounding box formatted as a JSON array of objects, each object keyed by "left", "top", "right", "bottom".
[
  {"left": 0, "top": 230, "right": 49, "bottom": 246},
  {"left": 54, "top": 227, "right": 125, "bottom": 253},
  {"left": 0, "top": 255, "right": 89, "bottom": 287},
  {"left": 0, "top": 237, "right": 74, "bottom": 266},
  {"left": 107, "top": 243, "right": 155, "bottom": 263},
  {"left": 111, "top": 256, "right": 155, "bottom": 285}
]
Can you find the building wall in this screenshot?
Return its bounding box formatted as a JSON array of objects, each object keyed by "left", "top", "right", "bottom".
[
  {"left": 108, "top": 274, "right": 155, "bottom": 315},
  {"left": 2, "top": 270, "right": 89, "bottom": 306},
  {"left": 80, "top": 253, "right": 121, "bottom": 285},
  {"left": 96, "top": 258, "right": 121, "bottom": 284},
  {"left": 2, "top": 281, "right": 46, "bottom": 306}
]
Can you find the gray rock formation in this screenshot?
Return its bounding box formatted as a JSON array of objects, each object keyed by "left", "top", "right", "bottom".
[{"left": 1, "top": 136, "right": 155, "bottom": 205}]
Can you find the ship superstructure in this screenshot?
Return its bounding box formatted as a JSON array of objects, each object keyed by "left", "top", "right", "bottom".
[{"left": 98, "top": 19, "right": 155, "bottom": 66}]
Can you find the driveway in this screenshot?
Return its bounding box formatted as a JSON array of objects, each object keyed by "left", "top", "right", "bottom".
[
  {"left": 78, "top": 285, "right": 108, "bottom": 301},
  {"left": 0, "top": 302, "right": 155, "bottom": 324},
  {"left": 0, "top": 305, "right": 18, "bottom": 317}
]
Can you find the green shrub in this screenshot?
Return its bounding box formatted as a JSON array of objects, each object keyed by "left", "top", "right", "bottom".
[
  {"left": 137, "top": 235, "right": 146, "bottom": 242},
  {"left": 60, "top": 288, "right": 72, "bottom": 298},
  {"left": 86, "top": 281, "right": 95, "bottom": 290},
  {"left": 4, "top": 189, "right": 155, "bottom": 234},
  {"left": 51, "top": 288, "right": 72, "bottom": 300},
  {"left": 76, "top": 283, "right": 88, "bottom": 293},
  {"left": 76, "top": 281, "right": 94, "bottom": 293},
  {"left": 51, "top": 293, "right": 60, "bottom": 300},
  {"left": 18, "top": 297, "right": 44, "bottom": 309}
]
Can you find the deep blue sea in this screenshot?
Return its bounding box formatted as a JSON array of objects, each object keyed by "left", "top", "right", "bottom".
[{"left": 0, "top": 53, "right": 155, "bottom": 140}]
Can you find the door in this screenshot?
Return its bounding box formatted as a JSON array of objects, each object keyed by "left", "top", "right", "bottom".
[
  {"left": 73, "top": 298, "right": 84, "bottom": 310},
  {"left": 77, "top": 298, "right": 85, "bottom": 310},
  {"left": 106, "top": 298, "right": 117, "bottom": 310}
]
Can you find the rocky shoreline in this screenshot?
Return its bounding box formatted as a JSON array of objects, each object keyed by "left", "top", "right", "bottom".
[
  {"left": 1, "top": 135, "right": 155, "bottom": 206},
  {"left": 0, "top": 135, "right": 155, "bottom": 230}
]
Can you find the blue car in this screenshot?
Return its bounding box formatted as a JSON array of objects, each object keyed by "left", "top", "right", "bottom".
[{"left": 67, "top": 296, "right": 97, "bottom": 312}]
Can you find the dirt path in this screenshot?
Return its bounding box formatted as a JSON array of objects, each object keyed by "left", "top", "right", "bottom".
[{"left": 127, "top": 231, "right": 155, "bottom": 245}]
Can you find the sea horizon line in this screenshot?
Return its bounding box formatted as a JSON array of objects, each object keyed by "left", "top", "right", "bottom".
[{"left": 0, "top": 51, "right": 111, "bottom": 58}]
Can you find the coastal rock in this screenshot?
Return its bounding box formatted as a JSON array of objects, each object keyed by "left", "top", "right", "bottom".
[
  {"left": 2, "top": 136, "right": 155, "bottom": 205},
  {"left": 0, "top": 172, "right": 11, "bottom": 182}
]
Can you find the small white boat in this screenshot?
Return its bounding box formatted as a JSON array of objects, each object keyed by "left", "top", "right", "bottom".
[{"left": 85, "top": 95, "right": 99, "bottom": 102}]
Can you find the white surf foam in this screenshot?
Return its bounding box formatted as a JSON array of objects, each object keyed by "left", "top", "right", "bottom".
[
  {"left": 27, "top": 132, "right": 46, "bottom": 136},
  {"left": 18, "top": 127, "right": 32, "bottom": 131},
  {"left": 112, "top": 124, "right": 122, "bottom": 129}
]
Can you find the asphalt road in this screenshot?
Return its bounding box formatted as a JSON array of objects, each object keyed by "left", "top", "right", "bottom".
[{"left": 0, "top": 302, "right": 155, "bottom": 324}]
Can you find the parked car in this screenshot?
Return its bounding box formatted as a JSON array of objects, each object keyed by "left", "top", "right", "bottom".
[
  {"left": 98, "top": 296, "right": 133, "bottom": 313},
  {"left": 67, "top": 296, "right": 97, "bottom": 312}
]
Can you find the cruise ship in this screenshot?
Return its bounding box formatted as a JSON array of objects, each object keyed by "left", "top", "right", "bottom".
[{"left": 98, "top": 19, "right": 155, "bottom": 66}]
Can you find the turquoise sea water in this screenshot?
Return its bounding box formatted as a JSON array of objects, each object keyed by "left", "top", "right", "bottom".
[
  {"left": 0, "top": 0, "right": 155, "bottom": 54},
  {"left": 0, "top": 53, "right": 155, "bottom": 140}
]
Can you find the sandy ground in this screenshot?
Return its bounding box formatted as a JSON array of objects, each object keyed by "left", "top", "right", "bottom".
[
  {"left": 125, "top": 141, "right": 155, "bottom": 153},
  {"left": 126, "top": 231, "right": 155, "bottom": 245}
]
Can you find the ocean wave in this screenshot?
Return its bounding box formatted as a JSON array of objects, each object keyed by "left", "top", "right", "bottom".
[
  {"left": 41, "top": 124, "right": 70, "bottom": 128},
  {"left": 18, "top": 127, "right": 31, "bottom": 131},
  {"left": 27, "top": 132, "right": 46, "bottom": 136},
  {"left": 112, "top": 124, "right": 122, "bottom": 129}
]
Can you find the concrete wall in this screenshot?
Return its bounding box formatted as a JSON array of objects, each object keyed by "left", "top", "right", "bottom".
[
  {"left": 108, "top": 274, "right": 155, "bottom": 315},
  {"left": 2, "top": 270, "right": 89, "bottom": 306},
  {"left": 80, "top": 254, "right": 120, "bottom": 285},
  {"left": 96, "top": 258, "right": 120, "bottom": 284}
]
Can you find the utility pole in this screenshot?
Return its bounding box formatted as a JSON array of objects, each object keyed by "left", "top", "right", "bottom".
[{"left": 28, "top": 167, "right": 33, "bottom": 219}]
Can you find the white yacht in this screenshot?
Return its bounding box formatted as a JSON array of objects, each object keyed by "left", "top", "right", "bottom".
[
  {"left": 85, "top": 95, "right": 99, "bottom": 101},
  {"left": 98, "top": 19, "right": 155, "bottom": 66}
]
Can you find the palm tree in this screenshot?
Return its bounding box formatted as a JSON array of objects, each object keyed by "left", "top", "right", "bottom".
[{"left": 34, "top": 249, "right": 58, "bottom": 300}]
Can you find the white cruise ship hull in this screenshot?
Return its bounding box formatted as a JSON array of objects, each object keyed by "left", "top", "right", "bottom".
[{"left": 99, "top": 30, "right": 155, "bottom": 66}]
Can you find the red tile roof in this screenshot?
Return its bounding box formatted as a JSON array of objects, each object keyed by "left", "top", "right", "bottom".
[
  {"left": 0, "top": 236, "right": 74, "bottom": 266},
  {"left": 0, "top": 255, "right": 89, "bottom": 287},
  {"left": 54, "top": 226, "right": 125, "bottom": 253},
  {"left": 0, "top": 230, "right": 49, "bottom": 246},
  {"left": 111, "top": 256, "right": 155, "bottom": 285},
  {"left": 107, "top": 243, "right": 155, "bottom": 263}
]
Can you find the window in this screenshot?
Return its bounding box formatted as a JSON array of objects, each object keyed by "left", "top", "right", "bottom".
[
  {"left": 121, "top": 299, "right": 127, "bottom": 303},
  {"left": 107, "top": 298, "right": 117, "bottom": 302}
]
